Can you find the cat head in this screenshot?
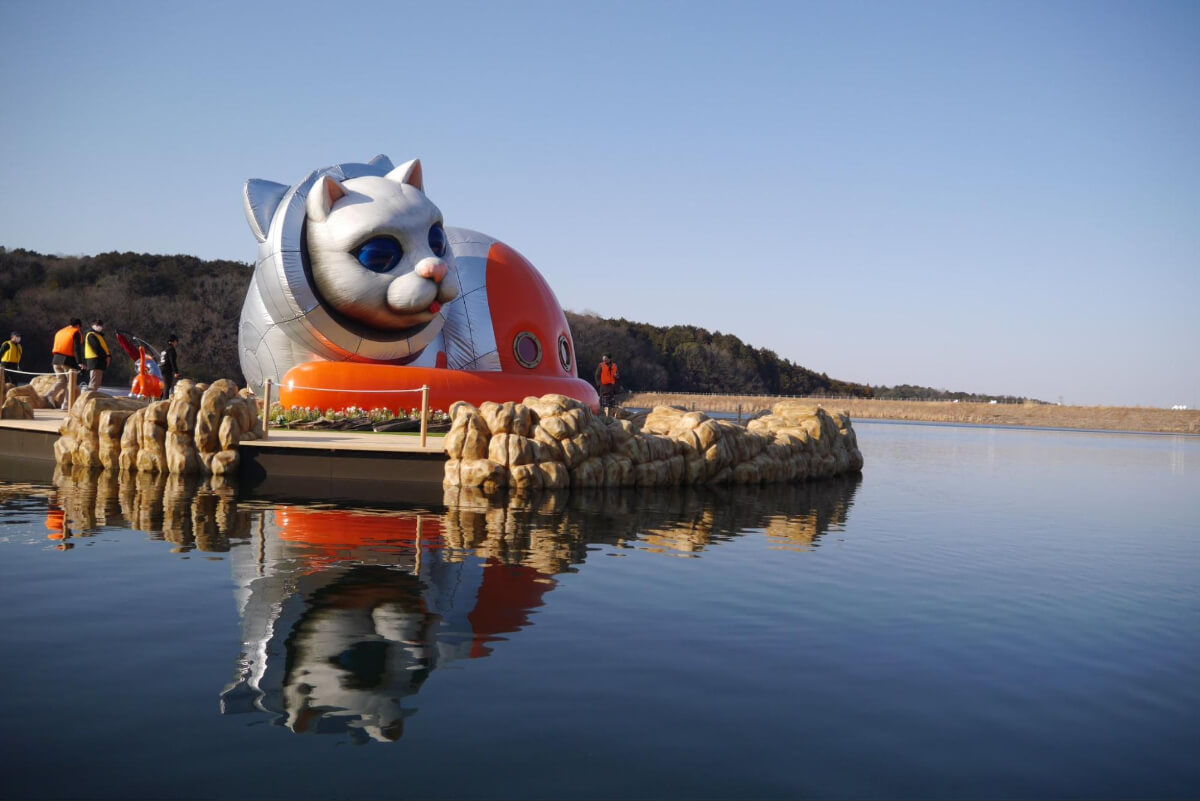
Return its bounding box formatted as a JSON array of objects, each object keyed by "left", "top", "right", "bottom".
[{"left": 303, "top": 159, "right": 460, "bottom": 333}]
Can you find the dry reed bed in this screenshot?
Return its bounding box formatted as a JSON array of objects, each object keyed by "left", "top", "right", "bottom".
[{"left": 624, "top": 393, "right": 1200, "bottom": 435}]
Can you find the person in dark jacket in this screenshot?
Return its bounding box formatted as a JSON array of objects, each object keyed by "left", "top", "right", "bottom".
[
  {"left": 83, "top": 319, "right": 111, "bottom": 390},
  {"left": 159, "top": 334, "right": 181, "bottom": 399}
]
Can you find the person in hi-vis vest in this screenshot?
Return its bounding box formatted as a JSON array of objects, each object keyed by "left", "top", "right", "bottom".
[
  {"left": 594, "top": 354, "right": 619, "bottom": 417},
  {"left": 48, "top": 318, "right": 84, "bottom": 409},
  {"left": 83, "top": 319, "right": 111, "bottom": 390},
  {"left": 0, "top": 331, "right": 22, "bottom": 383}
]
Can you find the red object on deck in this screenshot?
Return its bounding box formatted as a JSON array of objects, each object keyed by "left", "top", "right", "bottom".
[
  {"left": 130, "top": 347, "right": 163, "bottom": 399},
  {"left": 279, "top": 362, "right": 599, "bottom": 413}
]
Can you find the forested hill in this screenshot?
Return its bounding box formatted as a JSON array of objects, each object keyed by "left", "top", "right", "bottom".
[
  {"left": 0, "top": 247, "right": 249, "bottom": 385},
  {"left": 566, "top": 312, "right": 871, "bottom": 397},
  {"left": 0, "top": 246, "right": 1030, "bottom": 402}
]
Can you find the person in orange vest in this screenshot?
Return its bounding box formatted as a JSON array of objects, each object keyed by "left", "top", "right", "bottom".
[
  {"left": 83, "top": 319, "right": 111, "bottom": 390},
  {"left": 594, "top": 353, "right": 619, "bottom": 417},
  {"left": 48, "top": 318, "right": 85, "bottom": 409}
]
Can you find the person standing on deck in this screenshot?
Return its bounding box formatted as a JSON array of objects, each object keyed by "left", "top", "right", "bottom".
[
  {"left": 83, "top": 320, "right": 111, "bottom": 391},
  {"left": 48, "top": 318, "right": 85, "bottom": 409},
  {"left": 594, "top": 354, "right": 619, "bottom": 417},
  {"left": 159, "top": 334, "right": 180, "bottom": 400},
  {"left": 0, "top": 331, "right": 22, "bottom": 384}
]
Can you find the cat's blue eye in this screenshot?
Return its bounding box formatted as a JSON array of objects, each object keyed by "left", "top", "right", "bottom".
[
  {"left": 428, "top": 223, "right": 448, "bottom": 258},
  {"left": 354, "top": 237, "right": 403, "bottom": 272}
]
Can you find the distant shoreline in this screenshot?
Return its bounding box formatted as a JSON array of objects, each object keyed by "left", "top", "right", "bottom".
[{"left": 622, "top": 392, "right": 1200, "bottom": 435}]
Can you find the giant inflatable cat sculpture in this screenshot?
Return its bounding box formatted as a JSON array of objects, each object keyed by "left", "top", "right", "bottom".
[{"left": 240, "top": 155, "right": 597, "bottom": 411}]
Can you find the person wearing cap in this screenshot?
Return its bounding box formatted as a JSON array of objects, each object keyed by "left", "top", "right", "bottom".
[
  {"left": 159, "top": 334, "right": 181, "bottom": 399},
  {"left": 594, "top": 353, "right": 620, "bottom": 417},
  {"left": 0, "top": 331, "right": 22, "bottom": 382},
  {"left": 48, "top": 318, "right": 85, "bottom": 409},
  {"left": 83, "top": 319, "right": 111, "bottom": 390}
]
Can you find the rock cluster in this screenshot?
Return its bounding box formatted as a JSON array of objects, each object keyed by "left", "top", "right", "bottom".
[
  {"left": 2, "top": 375, "right": 50, "bottom": 419},
  {"left": 443, "top": 395, "right": 862, "bottom": 492},
  {"left": 2, "top": 393, "right": 35, "bottom": 420},
  {"left": 53, "top": 379, "right": 264, "bottom": 475},
  {"left": 2, "top": 374, "right": 61, "bottom": 413}
]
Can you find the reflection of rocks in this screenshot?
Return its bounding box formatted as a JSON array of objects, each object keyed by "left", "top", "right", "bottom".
[
  {"left": 123, "top": 470, "right": 166, "bottom": 533},
  {"left": 53, "top": 466, "right": 121, "bottom": 531},
  {"left": 0, "top": 482, "right": 54, "bottom": 504},
  {"left": 51, "top": 467, "right": 251, "bottom": 552},
  {"left": 441, "top": 476, "right": 862, "bottom": 573},
  {"left": 758, "top": 480, "right": 858, "bottom": 550}
]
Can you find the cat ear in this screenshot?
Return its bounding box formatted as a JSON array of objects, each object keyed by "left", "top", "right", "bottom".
[
  {"left": 385, "top": 159, "right": 423, "bottom": 192},
  {"left": 306, "top": 175, "right": 348, "bottom": 223},
  {"left": 243, "top": 179, "right": 289, "bottom": 243}
]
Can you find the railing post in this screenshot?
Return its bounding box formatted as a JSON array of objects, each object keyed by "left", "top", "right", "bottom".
[
  {"left": 262, "top": 379, "right": 272, "bottom": 439},
  {"left": 67, "top": 369, "right": 77, "bottom": 411},
  {"left": 419, "top": 385, "right": 429, "bottom": 448},
  {"left": 0, "top": 363, "right": 6, "bottom": 396}
]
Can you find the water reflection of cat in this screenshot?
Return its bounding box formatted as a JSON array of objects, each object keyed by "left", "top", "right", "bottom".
[
  {"left": 37, "top": 468, "right": 860, "bottom": 743},
  {"left": 278, "top": 565, "right": 440, "bottom": 742},
  {"left": 262, "top": 560, "right": 552, "bottom": 742},
  {"left": 221, "top": 508, "right": 554, "bottom": 743},
  {"left": 224, "top": 478, "right": 862, "bottom": 743}
]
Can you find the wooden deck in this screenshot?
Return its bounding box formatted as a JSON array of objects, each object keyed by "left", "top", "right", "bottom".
[
  {"left": 242, "top": 426, "right": 444, "bottom": 454},
  {"left": 239, "top": 423, "right": 448, "bottom": 502},
  {"left": 0, "top": 408, "right": 63, "bottom": 434},
  {"left": 0, "top": 409, "right": 451, "bottom": 500},
  {"left": 0, "top": 409, "right": 62, "bottom": 463}
]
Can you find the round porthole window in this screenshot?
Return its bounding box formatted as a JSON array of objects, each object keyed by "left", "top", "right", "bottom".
[
  {"left": 513, "top": 331, "right": 542, "bottom": 369},
  {"left": 557, "top": 335, "right": 572, "bottom": 372}
]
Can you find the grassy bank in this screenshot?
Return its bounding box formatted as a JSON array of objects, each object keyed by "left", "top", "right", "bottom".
[{"left": 623, "top": 393, "right": 1200, "bottom": 435}]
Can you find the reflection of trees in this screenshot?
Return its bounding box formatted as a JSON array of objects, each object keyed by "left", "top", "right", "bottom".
[{"left": 33, "top": 469, "right": 860, "bottom": 744}]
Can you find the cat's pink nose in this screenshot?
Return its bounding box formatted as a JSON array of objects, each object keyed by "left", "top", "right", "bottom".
[{"left": 415, "top": 258, "right": 447, "bottom": 283}]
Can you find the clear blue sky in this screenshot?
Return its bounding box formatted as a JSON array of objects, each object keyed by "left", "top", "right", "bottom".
[{"left": 2, "top": 0, "right": 1196, "bottom": 408}]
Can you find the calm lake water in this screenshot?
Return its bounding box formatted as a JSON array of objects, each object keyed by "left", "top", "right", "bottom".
[{"left": 1, "top": 421, "right": 1197, "bottom": 800}]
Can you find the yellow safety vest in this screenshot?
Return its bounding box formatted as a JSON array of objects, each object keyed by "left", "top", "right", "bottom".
[
  {"left": 0, "top": 340, "right": 20, "bottom": 365},
  {"left": 84, "top": 331, "right": 110, "bottom": 361}
]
